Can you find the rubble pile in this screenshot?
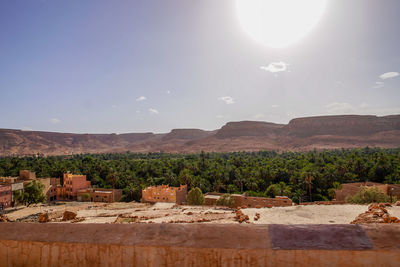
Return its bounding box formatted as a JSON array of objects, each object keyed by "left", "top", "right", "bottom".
[
  {"left": 351, "top": 203, "right": 400, "bottom": 224},
  {"left": 62, "top": 211, "right": 77, "bottom": 221},
  {"left": 0, "top": 214, "right": 8, "bottom": 222},
  {"left": 234, "top": 209, "right": 249, "bottom": 223},
  {"left": 16, "top": 213, "right": 40, "bottom": 223},
  {"left": 38, "top": 213, "right": 50, "bottom": 223}
]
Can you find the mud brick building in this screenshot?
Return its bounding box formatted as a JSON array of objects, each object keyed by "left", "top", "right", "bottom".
[
  {"left": 16, "top": 170, "right": 61, "bottom": 203},
  {"left": 141, "top": 185, "right": 187, "bottom": 204},
  {"left": 77, "top": 188, "right": 122, "bottom": 203},
  {"left": 57, "top": 173, "right": 91, "bottom": 200},
  {"left": 0, "top": 185, "right": 12, "bottom": 210},
  {"left": 204, "top": 193, "right": 293, "bottom": 208},
  {"left": 0, "top": 177, "right": 24, "bottom": 206},
  {"left": 19, "top": 170, "right": 36, "bottom": 180},
  {"left": 37, "top": 178, "right": 60, "bottom": 202},
  {"left": 335, "top": 182, "right": 400, "bottom": 202}
]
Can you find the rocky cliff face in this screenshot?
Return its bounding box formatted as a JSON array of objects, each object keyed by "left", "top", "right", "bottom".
[
  {"left": 215, "top": 121, "right": 284, "bottom": 138},
  {"left": 1, "top": 114, "right": 399, "bottom": 156},
  {"left": 162, "top": 129, "right": 215, "bottom": 141},
  {"left": 285, "top": 115, "right": 400, "bottom": 137}
]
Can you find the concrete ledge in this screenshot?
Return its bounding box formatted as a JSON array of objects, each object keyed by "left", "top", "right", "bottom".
[{"left": 0, "top": 223, "right": 399, "bottom": 266}]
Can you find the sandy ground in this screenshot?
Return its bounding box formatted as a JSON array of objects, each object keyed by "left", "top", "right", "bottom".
[
  {"left": 241, "top": 205, "right": 400, "bottom": 224},
  {"left": 3, "top": 202, "right": 400, "bottom": 224}
]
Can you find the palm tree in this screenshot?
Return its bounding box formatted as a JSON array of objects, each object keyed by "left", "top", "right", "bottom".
[{"left": 304, "top": 172, "right": 314, "bottom": 201}]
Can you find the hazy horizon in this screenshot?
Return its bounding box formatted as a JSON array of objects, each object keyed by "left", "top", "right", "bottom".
[{"left": 1, "top": 0, "right": 399, "bottom": 134}]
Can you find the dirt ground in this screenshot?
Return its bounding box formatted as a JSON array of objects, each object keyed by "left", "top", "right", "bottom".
[{"left": 3, "top": 201, "right": 400, "bottom": 224}]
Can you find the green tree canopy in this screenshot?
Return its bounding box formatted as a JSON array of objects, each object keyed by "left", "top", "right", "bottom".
[
  {"left": 187, "top": 187, "right": 205, "bottom": 205},
  {"left": 346, "top": 186, "right": 393, "bottom": 204},
  {"left": 15, "top": 180, "right": 46, "bottom": 206}
]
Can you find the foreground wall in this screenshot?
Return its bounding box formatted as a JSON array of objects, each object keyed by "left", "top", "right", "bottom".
[{"left": 0, "top": 223, "right": 399, "bottom": 267}]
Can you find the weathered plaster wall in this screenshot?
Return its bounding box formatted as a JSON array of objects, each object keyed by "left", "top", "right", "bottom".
[{"left": 0, "top": 223, "right": 399, "bottom": 267}]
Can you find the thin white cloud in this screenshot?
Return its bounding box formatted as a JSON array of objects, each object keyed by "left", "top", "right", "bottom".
[
  {"left": 218, "top": 96, "right": 235, "bottom": 104},
  {"left": 271, "top": 104, "right": 279, "bottom": 108},
  {"left": 373, "top": 81, "right": 384, "bottom": 89},
  {"left": 216, "top": 114, "right": 230, "bottom": 119},
  {"left": 111, "top": 104, "right": 117, "bottom": 109},
  {"left": 136, "top": 96, "right": 147, "bottom": 101},
  {"left": 325, "top": 102, "right": 355, "bottom": 114},
  {"left": 325, "top": 102, "right": 400, "bottom": 115},
  {"left": 166, "top": 90, "right": 171, "bottom": 94},
  {"left": 136, "top": 110, "right": 141, "bottom": 114},
  {"left": 50, "top": 118, "right": 61, "bottom": 124},
  {"left": 379, "top": 72, "right": 399, "bottom": 80},
  {"left": 260, "top": 61, "right": 288, "bottom": 73},
  {"left": 148, "top": 108, "right": 159, "bottom": 114},
  {"left": 253, "top": 113, "right": 265, "bottom": 119}
]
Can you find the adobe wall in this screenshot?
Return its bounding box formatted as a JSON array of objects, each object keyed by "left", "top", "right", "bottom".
[
  {"left": 19, "top": 170, "right": 36, "bottom": 180},
  {"left": 204, "top": 193, "right": 292, "bottom": 208},
  {"left": 0, "top": 185, "right": 12, "bottom": 208},
  {"left": 237, "top": 196, "right": 292, "bottom": 208},
  {"left": 141, "top": 185, "right": 187, "bottom": 204},
  {"left": 0, "top": 223, "right": 399, "bottom": 267},
  {"left": 175, "top": 185, "right": 187, "bottom": 204},
  {"left": 335, "top": 183, "right": 400, "bottom": 202},
  {"left": 388, "top": 184, "right": 400, "bottom": 199}
]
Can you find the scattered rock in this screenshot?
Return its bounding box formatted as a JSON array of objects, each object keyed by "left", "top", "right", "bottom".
[
  {"left": 186, "top": 212, "right": 193, "bottom": 215},
  {"left": 234, "top": 209, "right": 249, "bottom": 223},
  {"left": 62, "top": 211, "right": 77, "bottom": 221},
  {"left": 38, "top": 213, "right": 50, "bottom": 223},
  {"left": 395, "top": 201, "right": 400, "bottom": 207},
  {"left": 351, "top": 203, "right": 400, "bottom": 224},
  {"left": 71, "top": 217, "right": 85, "bottom": 223},
  {"left": 0, "top": 214, "right": 8, "bottom": 222}
]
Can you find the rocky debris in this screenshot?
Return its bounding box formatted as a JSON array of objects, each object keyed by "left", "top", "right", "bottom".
[
  {"left": 62, "top": 211, "right": 77, "bottom": 221},
  {"left": 300, "top": 201, "right": 346, "bottom": 205},
  {"left": 255, "top": 205, "right": 262, "bottom": 209},
  {"left": 234, "top": 209, "right": 250, "bottom": 223},
  {"left": 185, "top": 212, "right": 193, "bottom": 215},
  {"left": 71, "top": 217, "right": 85, "bottom": 223},
  {"left": 351, "top": 203, "right": 400, "bottom": 224},
  {"left": 168, "top": 218, "right": 212, "bottom": 223},
  {"left": 395, "top": 201, "right": 400, "bottom": 207},
  {"left": 197, "top": 218, "right": 212, "bottom": 223},
  {"left": 0, "top": 214, "right": 8, "bottom": 222},
  {"left": 16, "top": 213, "right": 40, "bottom": 223},
  {"left": 254, "top": 213, "right": 260, "bottom": 221},
  {"left": 38, "top": 213, "right": 50, "bottom": 223}
]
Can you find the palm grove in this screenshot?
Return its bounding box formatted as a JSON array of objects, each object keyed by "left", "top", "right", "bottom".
[{"left": 0, "top": 148, "right": 399, "bottom": 203}]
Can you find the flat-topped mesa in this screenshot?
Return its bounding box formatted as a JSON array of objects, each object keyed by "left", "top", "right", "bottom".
[
  {"left": 162, "top": 129, "right": 214, "bottom": 141},
  {"left": 285, "top": 114, "right": 400, "bottom": 137},
  {"left": 215, "top": 121, "right": 284, "bottom": 139},
  {"left": 1, "top": 114, "right": 400, "bottom": 155}
]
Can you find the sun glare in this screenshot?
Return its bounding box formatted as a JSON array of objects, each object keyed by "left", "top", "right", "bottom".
[{"left": 236, "top": 0, "right": 328, "bottom": 48}]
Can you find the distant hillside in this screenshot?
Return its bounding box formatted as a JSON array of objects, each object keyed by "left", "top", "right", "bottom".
[{"left": 1, "top": 114, "right": 400, "bottom": 156}]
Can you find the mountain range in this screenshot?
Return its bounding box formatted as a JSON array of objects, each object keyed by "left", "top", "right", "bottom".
[{"left": 1, "top": 114, "right": 400, "bottom": 156}]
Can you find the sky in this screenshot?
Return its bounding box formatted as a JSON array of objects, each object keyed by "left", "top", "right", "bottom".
[{"left": 0, "top": 0, "right": 399, "bottom": 133}]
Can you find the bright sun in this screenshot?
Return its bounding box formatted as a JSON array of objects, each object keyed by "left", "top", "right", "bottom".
[{"left": 236, "top": 0, "right": 328, "bottom": 48}]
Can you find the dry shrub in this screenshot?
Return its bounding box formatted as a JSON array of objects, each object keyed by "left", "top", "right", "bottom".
[{"left": 346, "top": 186, "right": 394, "bottom": 204}]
